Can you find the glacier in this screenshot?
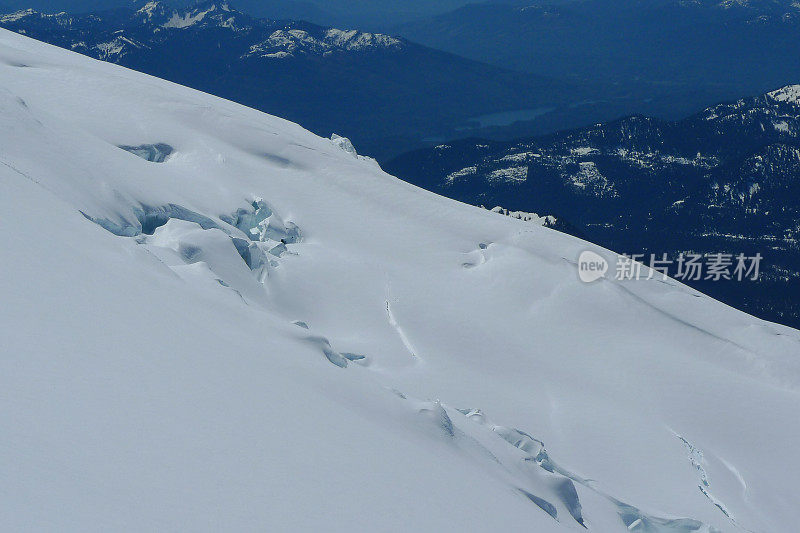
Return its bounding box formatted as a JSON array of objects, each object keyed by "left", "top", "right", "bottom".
[{"left": 0, "top": 28, "right": 799, "bottom": 532}]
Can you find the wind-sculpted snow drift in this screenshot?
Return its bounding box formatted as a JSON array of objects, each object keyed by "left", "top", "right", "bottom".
[{"left": 0, "top": 29, "right": 799, "bottom": 533}]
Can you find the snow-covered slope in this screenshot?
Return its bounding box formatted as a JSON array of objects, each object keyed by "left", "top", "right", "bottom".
[{"left": 0, "top": 29, "right": 798, "bottom": 532}]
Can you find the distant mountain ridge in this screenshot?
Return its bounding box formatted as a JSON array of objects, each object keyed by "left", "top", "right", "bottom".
[
  {"left": 385, "top": 85, "right": 800, "bottom": 328},
  {"left": 0, "top": 0, "right": 476, "bottom": 28},
  {"left": 1, "top": 2, "right": 405, "bottom": 59},
  {"left": 0, "top": 1, "right": 572, "bottom": 159}
]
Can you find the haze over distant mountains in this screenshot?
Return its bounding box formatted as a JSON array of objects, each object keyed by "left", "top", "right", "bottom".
[
  {"left": 0, "top": 1, "right": 580, "bottom": 159},
  {"left": 5, "top": 0, "right": 799, "bottom": 159},
  {"left": 394, "top": 0, "right": 800, "bottom": 121}
]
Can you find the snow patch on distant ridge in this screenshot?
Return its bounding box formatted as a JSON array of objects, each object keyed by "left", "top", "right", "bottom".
[
  {"left": 768, "top": 84, "right": 800, "bottom": 104},
  {"left": 244, "top": 27, "right": 402, "bottom": 59}
]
